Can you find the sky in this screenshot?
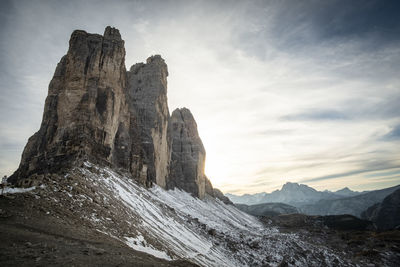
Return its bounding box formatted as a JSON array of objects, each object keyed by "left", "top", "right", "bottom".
[{"left": 1, "top": 0, "right": 399, "bottom": 194}]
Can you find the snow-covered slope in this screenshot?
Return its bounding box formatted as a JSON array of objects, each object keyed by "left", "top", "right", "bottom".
[
  {"left": 9, "top": 163, "right": 352, "bottom": 266},
  {"left": 73, "top": 163, "right": 353, "bottom": 266}
]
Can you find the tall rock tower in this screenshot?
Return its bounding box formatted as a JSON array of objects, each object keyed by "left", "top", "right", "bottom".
[
  {"left": 9, "top": 27, "right": 128, "bottom": 183},
  {"left": 127, "top": 55, "right": 170, "bottom": 188},
  {"left": 167, "top": 108, "right": 207, "bottom": 198}
]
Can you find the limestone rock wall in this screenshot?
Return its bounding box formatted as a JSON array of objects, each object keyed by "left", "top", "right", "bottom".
[
  {"left": 10, "top": 27, "right": 128, "bottom": 183},
  {"left": 126, "top": 55, "right": 170, "bottom": 187},
  {"left": 167, "top": 108, "right": 207, "bottom": 198},
  {"left": 9, "top": 26, "right": 229, "bottom": 202}
]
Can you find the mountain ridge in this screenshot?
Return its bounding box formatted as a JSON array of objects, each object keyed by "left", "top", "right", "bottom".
[
  {"left": 361, "top": 188, "right": 400, "bottom": 230},
  {"left": 226, "top": 182, "right": 400, "bottom": 218},
  {"left": 235, "top": 202, "right": 299, "bottom": 217},
  {"left": 226, "top": 182, "right": 361, "bottom": 205}
]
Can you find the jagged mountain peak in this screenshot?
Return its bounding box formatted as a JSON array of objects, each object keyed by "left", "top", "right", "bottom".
[
  {"left": 10, "top": 26, "right": 127, "bottom": 185},
  {"left": 281, "top": 182, "right": 317, "bottom": 193},
  {"left": 334, "top": 187, "right": 360, "bottom": 197},
  {"left": 281, "top": 181, "right": 298, "bottom": 188},
  {"left": 103, "top": 26, "right": 122, "bottom": 40},
  {"left": 227, "top": 182, "right": 341, "bottom": 206},
  {"left": 8, "top": 26, "right": 221, "bottom": 201},
  {"left": 167, "top": 107, "right": 208, "bottom": 198},
  {"left": 146, "top": 54, "right": 166, "bottom": 64},
  {"left": 171, "top": 108, "right": 199, "bottom": 138},
  {"left": 336, "top": 187, "right": 351, "bottom": 192}
]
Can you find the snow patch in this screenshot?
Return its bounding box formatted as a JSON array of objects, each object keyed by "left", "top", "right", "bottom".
[
  {"left": 125, "top": 235, "right": 172, "bottom": 261},
  {"left": 1, "top": 186, "right": 37, "bottom": 195}
]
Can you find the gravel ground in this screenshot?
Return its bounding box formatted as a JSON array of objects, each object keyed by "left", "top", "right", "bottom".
[{"left": 0, "top": 193, "right": 198, "bottom": 267}]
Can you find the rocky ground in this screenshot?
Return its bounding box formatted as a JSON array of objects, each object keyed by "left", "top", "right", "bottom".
[
  {"left": 261, "top": 214, "right": 400, "bottom": 266},
  {"left": 1, "top": 163, "right": 400, "bottom": 266},
  {"left": 0, "top": 192, "right": 197, "bottom": 267}
]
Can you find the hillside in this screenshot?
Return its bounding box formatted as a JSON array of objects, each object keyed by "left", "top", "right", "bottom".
[
  {"left": 361, "top": 188, "right": 400, "bottom": 230},
  {"left": 301, "top": 185, "right": 400, "bottom": 217},
  {"left": 235, "top": 203, "right": 299, "bottom": 217},
  {"left": 0, "top": 162, "right": 358, "bottom": 266}
]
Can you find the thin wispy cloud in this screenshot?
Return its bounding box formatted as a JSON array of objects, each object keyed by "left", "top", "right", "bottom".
[
  {"left": 0, "top": 0, "right": 399, "bottom": 193},
  {"left": 382, "top": 124, "right": 400, "bottom": 141},
  {"left": 282, "top": 109, "right": 349, "bottom": 121}
]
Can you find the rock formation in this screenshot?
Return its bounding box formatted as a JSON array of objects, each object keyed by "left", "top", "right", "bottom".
[
  {"left": 9, "top": 27, "right": 128, "bottom": 184},
  {"left": 9, "top": 26, "right": 227, "bottom": 201},
  {"left": 167, "top": 108, "right": 207, "bottom": 198},
  {"left": 212, "top": 188, "right": 233, "bottom": 204},
  {"left": 166, "top": 108, "right": 228, "bottom": 200},
  {"left": 126, "top": 55, "right": 170, "bottom": 188}
]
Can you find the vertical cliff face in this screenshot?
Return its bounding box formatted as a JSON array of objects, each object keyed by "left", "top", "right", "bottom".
[
  {"left": 10, "top": 27, "right": 128, "bottom": 183},
  {"left": 9, "top": 26, "right": 227, "bottom": 201},
  {"left": 127, "top": 55, "right": 170, "bottom": 188},
  {"left": 167, "top": 108, "right": 208, "bottom": 198}
]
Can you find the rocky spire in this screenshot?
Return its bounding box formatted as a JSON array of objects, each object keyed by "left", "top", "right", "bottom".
[
  {"left": 9, "top": 27, "right": 127, "bottom": 184},
  {"left": 9, "top": 27, "right": 229, "bottom": 203},
  {"left": 126, "top": 55, "right": 170, "bottom": 187},
  {"left": 103, "top": 26, "right": 122, "bottom": 40},
  {"left": 166, "top": 108, "right": 231, "bottom": 202},
  {"left": 167, "top": 108, "right": 207, "bottom": 198}
]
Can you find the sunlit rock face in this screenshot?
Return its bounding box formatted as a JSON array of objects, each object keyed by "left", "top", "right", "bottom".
[
  {"left": 9, "top": 27, "right": 128, "bottom": 184},
  {"left": 212, "top": 188, "right": 233, "bottom": 205},
  {"left": 9, "top": 26, "right": 227, "bottom": 201},
  {"left": 167, "top": 108, "right": 207, "bottom": 198},
  {"left": 166, "top": 109, "right": 231, "bottom": 201}
]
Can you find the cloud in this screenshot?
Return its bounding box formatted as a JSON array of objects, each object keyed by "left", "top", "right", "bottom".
[
  {"left": 301, "top": 165, "right": 400, "bottom": 183},
  {"left": 282, "top": 109, "right": 349, "bottom": 121},
  {"left": 382, "top": 124, "right": 400, "bottom": 141}
]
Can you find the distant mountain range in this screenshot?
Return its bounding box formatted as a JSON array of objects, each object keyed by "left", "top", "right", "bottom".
[
  {"left": 235, "top": 202, "right": 299, "bottom": 217},
  {"left": 226, "top": 182, "right": 400, "bottom": 218},
  {"left": 226, "top": 182, "right": 363, "bottom": 206},
  {"left": 334, "top": 187, "right": 362, "bottom": 197},
  {"left": 361, "top": 188, "right": 400, "bottom": 230},
  {"left": 301, "top": 185, "right": 400, "bottom": 217}
]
